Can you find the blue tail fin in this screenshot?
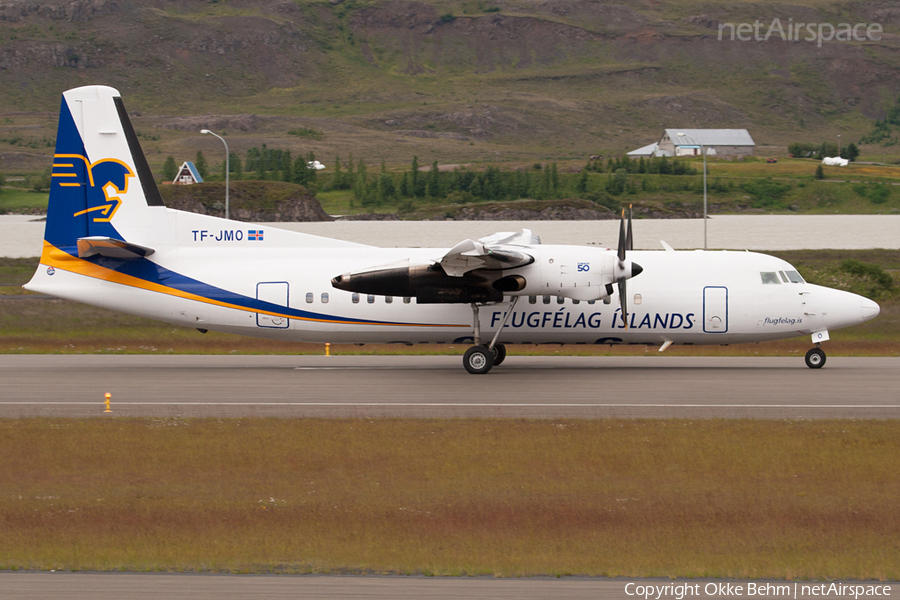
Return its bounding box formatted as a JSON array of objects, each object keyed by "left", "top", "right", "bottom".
[{"left": 43, "top": 85, "right": 164, "bottom": 258}]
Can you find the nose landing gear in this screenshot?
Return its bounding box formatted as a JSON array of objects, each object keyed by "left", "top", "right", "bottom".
[{"left": 805, "top": 346, "right": 826, "bottom": 369}]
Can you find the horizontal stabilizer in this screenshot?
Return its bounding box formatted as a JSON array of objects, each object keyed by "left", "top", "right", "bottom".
[{"left": 76, "top": 236, "right": 155, "bottom": 259}]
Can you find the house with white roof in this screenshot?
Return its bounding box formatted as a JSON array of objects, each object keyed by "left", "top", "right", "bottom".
[{"left": 628, "top": 129, "right": 755, "bottom": 158}]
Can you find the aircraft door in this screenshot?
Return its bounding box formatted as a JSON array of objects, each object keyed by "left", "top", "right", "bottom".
[
  {"left": 703, "top": 286, "right": 728, "bottom": 333},
  {"left": 256, "top": 282, "right": 290, "bottom": 328}
]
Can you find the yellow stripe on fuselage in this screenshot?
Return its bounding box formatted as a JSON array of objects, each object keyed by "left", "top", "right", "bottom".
[{"left": 39, "top": 241, "right": 464, "bottom": 328}]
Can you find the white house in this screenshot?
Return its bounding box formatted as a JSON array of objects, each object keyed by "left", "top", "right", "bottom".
[
  {"left": 629, "top": 129, "right": 755, "bottom": 158},
  {"left": 173, "top": 161, "right": 204, "bottom": 185}
]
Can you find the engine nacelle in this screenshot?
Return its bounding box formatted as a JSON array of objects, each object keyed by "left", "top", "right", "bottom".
[
  {"left": 332, "top": 246, "right": 641, "bottom": 304},
  {"left": 510, "top": 246, "right": 634, "bottom": 301},
  {"left": 332, "top": 260, "right": 503, "bottom": 304}
]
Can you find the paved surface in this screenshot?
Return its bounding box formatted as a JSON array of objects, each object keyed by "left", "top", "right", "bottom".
[
  {"left": 2, "top": 355, "right": 898, "bottom": 418},
  {"left": 0, "top": 573, "right": 894, "bottom": 600}
]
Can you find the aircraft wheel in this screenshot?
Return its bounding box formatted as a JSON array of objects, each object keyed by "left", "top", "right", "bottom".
[
  {"left": 805, "top": 348, "right": 826, "bottom": 369},
  {"left": 463, "top": 345, "right": 494, "bottom": 374},
  {"left": 491, "top": 344, "right": 507, "bottom": 366}
]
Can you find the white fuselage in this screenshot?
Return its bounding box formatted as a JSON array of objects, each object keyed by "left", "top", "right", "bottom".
[{"left": 26, "top": 209, "right": 878, "bottom": 349}]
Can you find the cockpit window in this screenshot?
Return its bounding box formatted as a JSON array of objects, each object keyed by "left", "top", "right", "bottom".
[
  {"left": 779, "top": 271, "right": 789, "bottom": 283},
  {"left": 785, "top": 270, "right": 805, "bottom": 283},
  {"left": 760, "top": 272, "right": 780, "bottom": 285}
]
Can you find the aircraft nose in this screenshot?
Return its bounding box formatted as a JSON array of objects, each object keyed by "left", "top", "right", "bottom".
[{"left": 861, "top": 298, "right": 880, "bottom": 322}]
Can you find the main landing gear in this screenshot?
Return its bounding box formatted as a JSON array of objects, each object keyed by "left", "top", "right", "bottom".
[
  {"left": 805, "top": 346, "right": 826, "bottom": 369},
  {"left": 463, "top": 297, "right": 518, "bottom": 374}
]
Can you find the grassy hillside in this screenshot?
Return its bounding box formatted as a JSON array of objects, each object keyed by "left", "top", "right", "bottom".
[{"left": 2, "top": 0, "right": 900, "bottom": 175}]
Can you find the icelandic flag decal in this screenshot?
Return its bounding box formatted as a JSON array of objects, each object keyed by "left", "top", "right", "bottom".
[{"left": 248, "top": 229, "right": 264, "bottom": 241}]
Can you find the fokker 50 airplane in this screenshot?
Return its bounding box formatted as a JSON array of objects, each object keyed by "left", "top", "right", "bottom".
[{"left": 25, "top": 86, "right": 881, "bottom": 373}]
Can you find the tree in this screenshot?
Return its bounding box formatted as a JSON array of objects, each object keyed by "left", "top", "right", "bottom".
[
  {"left": 428, "top": 160, "right": 440, "bottom": 200},
  {"left": 306, "top": 152, "right": 318, "bottom": 184},
  {"left": 410, "top": 156, "right": 420, "bottom": 197},
  {"left": 282, "top": 150, "right": 293, "bottom": 183},
  {"left": 29, "top": 169, "right": 51, "bottom": 192},
  {"left": 399, "top": 171, "right": 411, "bottom": 197},
  {"left": 195, "top": 151, "right": 209, "bottom": 179},
  {"left": 293, "top": 154, "right": 310, "bottom": 186},
  {"left": 576, "top": 169, "right": 588, "bottom": 194},
  {"left": 163, "top": 156, "right": 177, "bottom": 181},
  {"left": 229, "top": 152, "right": 242, "bottom": 180},
  {"left": 256, "top": 144, "right": 267, "bottom": 180},
  {"left": 815, "top": 164, "right": 825, "bottom": 180},
  {"left": 843, "top": 142, "right": 860, "bottom": 162},
  {"left": 352, "top": 158, "right": 368, "bottom": 204},
  {"left": 331, "top": 154, "right": 343, "bottom": 190}
]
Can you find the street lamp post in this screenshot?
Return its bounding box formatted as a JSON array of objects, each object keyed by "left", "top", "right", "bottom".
[
  {"left": 201, "top": 129, "right": 229, "bottom": 220},
  {"left": 677, "top": 132, "right": 707, "bottom": 250}
]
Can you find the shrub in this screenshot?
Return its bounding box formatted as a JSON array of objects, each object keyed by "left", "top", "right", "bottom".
[
  {"left": 742, "top": 178, "right": 792, "bottom": 207},
  {"left": 869, "top": 185, "right": 890, "bottom": 204}
]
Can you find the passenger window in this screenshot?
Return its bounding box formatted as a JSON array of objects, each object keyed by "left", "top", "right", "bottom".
[
  {"left": 305, "top": 292, "right": 314, "bottom": 303},
  {"left": 385, "top": 296, "right": 393, "bottom": 304},
  {"left": 352, "top": 293, "right": 359, "bottom": 304},
  {"left": 588, "top": 300, "right": 596, "bottom": 305},
  {"left": 367, "top": 294, "right": 375, "bottom": 304},
  {"left": 785, "top": 270, "right": 805, "bottom": 283},
  {"left": 602, "top": 297, "right": 611, "bottom": 305},
  {"left": 403, "top": 297, "right": 411, "bottom": 304},
  {"left": 321, "top": 293, "right": 329, "bottom": 304},
  {"left": 557, "top": 296, "right": 565, "bottom": 304},
  {"left": 542, "top": 295, "right": 551, "bottom": 304},
  {"left": 760, "top": 272, "right": 780, "bottom": 285},
  {"left": 572, "top": 299, "right": 580, "bottom": 305},
  {"left": 528, "top": 295, "right": 537, "bottom": 304},
  {"left": 634, "top": 293, "right": 642, "bottom": 305}
]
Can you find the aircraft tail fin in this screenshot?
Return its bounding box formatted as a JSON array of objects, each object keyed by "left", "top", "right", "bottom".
[{"left": 41, "top": 85, "right": 165, "bottom": 259}]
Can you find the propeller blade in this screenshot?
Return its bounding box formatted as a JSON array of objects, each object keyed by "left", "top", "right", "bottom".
[
  {"left": 618, "top": 277, "right": 628, "bottom": 329},
  {"left": 617, "top": 209, "right": 626, "bottom": 263},
  {"left": 626, "top": 204, "right": 633, "bottom": 251}
]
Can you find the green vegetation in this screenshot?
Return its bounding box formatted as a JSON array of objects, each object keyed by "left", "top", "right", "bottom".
[
  {"left": 2, "top": 418, "right": 899, "bottom": 578},
  {"left": 287, "top": 127, "right": 324, "bottom": 141},
  {"left": 861, "top": 95, "right": 900, "bottom": 146},
  {"left": 3, "top": 0, "right": 900, "bottom": 177},
  {"left": 163, "top": 156, "right": 177, "bottom": 181},
  {"left": 0, "top": 186, "right": 49, "bottom": 214}
]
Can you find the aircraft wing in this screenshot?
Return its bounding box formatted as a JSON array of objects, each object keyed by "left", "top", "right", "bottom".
[
  {"left": 439, "top": 235, "right": 534, "bottom": 277},
  {"left": 76, "top": 236, "right": 155, "bottom": 259},
  {"left": 477, "top": 229, "right": 540, "bottom": 246}
]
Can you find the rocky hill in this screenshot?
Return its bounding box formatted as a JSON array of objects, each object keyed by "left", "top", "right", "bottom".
[
  {"left": 1, "top": 0, "right": 899, "bottom": 169},
  {"left": 161, "top": 180, "right": 332, "bottom": 222}
]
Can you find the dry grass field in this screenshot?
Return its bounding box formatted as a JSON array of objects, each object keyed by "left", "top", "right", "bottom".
[{"left": 2, "top": 418, "right": 899, "bottom": 578}]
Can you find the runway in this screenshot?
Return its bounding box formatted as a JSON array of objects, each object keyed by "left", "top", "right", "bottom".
[
  {"left": 2, "top": 355, "right": 898, "bottom": 418},
  {"left": 2, "top": 573, "right": 894, "bottom": 600}
]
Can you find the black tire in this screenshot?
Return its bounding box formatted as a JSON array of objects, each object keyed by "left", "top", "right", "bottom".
[
  {"left": 491, "top": 344, "right": 507, "bottom": 366},
  {"left": 463, "top": 345, "right": 494, "bottom": 374},
  {"left": 805, "top": 348, "right": 826, "bottom": 369}
]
